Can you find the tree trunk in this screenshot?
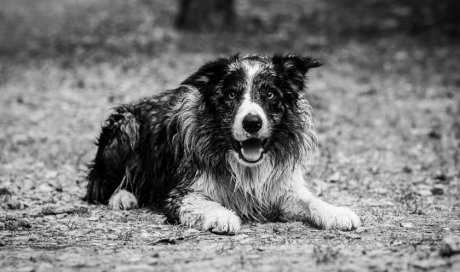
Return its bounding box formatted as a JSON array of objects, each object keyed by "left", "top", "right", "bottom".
[{"left": 176, "top": 0, "right": 235, "bottom": 31}]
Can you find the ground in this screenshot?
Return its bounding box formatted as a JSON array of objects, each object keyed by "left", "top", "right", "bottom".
[{"left": 1, "top": 0, "right": 460, "bottom": 271}]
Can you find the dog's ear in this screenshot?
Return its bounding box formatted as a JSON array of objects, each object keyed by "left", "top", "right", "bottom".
[
  {"left": 272, "top": 54, "right": 322, "bottom": 93},
  {"left": 181, "top": 57, "right": 234, "bottom": 93},
  {"left": 272, "top": 54, "right": 322, "bottom": 75}
]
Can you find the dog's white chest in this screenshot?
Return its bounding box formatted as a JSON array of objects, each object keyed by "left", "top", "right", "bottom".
[{"left": 194, "top": 158, "right": 296, "bottom": 221}]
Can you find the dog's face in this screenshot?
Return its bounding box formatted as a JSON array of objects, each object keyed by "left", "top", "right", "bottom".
[{"left": 182, "top": 54, "right": 321, "bottom": 167}]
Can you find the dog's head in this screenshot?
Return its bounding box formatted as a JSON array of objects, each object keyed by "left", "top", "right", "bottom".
[{"left": 182, "top": 54, "right": 321, "bottom": 167}]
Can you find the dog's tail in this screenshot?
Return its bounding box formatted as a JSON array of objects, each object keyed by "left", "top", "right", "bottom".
[
  {"left": 85, "top": 163, "right": 117, "bottom": 204},
  {"left": 85, "top": 107, "right": 140, "bottom": 204}
]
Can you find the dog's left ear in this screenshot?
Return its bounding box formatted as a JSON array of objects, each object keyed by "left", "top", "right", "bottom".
[
  {"left": 272, "top": 54, "right": 322, "bottom": 93},
  {"left": 181, "top": 56, "right": 234, "bottom": 94},
  {"left": 272, "top": 54, "right": 322, "bottom": 75}
]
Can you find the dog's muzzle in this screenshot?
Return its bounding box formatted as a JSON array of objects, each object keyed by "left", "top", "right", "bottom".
[{"left": 233, "top": 113, "right": 269, "bottom": 163}]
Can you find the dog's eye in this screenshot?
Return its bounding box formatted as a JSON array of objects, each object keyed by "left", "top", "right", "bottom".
[
  {"left": 266, "top": 91, "right": 275, "bottom": 100},
  {"left": 227, "top": 91, "right": 236, "bottom": 100}
]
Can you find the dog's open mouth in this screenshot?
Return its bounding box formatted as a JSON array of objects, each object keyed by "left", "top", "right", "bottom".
[{"left": 234, "top": 138, "right": 268, "bottom": 164}]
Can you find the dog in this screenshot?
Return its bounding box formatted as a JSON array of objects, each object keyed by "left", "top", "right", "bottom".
[{"left": 85, "top": 54, "right": 361, "bottom": 234}]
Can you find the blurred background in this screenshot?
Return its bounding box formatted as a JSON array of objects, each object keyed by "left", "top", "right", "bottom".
[
  {"left": 1, "top": 0, "right": 459, "bottom": 57},
  {"left": 1, "top": 0, "right": 460, "bottom": 56},
  {"left": 0, "top": 0, "right": 459, "bottom": 214}
]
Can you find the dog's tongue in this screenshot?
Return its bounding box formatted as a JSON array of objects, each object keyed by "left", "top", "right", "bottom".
[{"left": 241, "top": 139, "right": 263, "bottom": 162}]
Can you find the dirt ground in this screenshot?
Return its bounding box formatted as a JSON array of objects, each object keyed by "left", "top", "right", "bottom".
[{"left": 1, "top": 0, "right": 460, "bottom": 271}]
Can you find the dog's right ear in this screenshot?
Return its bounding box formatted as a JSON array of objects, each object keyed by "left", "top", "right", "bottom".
[{"left": 181, "top": 57, "right": 234, "bottom": 94}]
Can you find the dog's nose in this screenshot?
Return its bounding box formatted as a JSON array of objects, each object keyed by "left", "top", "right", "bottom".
[{"left": 242, "top": 113, "right": 262, "bottom": 134}]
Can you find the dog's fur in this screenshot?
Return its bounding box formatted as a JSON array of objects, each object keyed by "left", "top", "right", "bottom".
[{"left": 85, "top": 54, "right": 361, "bottom": 234}]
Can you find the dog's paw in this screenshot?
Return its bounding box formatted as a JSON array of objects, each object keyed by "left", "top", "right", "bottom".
[
  {"left": 309, "top": 202, "right": 361, "bottom": 231},
  {"left": 202, "top": 209, "right": 241, "bottom": 235},
  {"left": 108, "top": 189, "right": 138, "bottom": 210}
]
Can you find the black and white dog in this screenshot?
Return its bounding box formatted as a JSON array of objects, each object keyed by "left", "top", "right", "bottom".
[{"left": 85, "top": 54, "right": 361, "bottom": 234}]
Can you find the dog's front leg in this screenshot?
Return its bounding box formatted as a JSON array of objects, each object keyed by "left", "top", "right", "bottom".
[
  {"left": 168, "top": 191, "right": 241, "bottom": 235},
  {"left": 282, "top": 178, "right": 361, "bottom": 231}
]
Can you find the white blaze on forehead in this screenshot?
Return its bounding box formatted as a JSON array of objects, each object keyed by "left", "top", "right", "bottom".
[
  {"left": 243, "top": 61, "right": 262, "bottom": 90},
  {"left": 232, "top": 61, "right": 270, "bottom": 141}
]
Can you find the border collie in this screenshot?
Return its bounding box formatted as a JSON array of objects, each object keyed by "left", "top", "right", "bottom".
[{"left": 85, "top": 54, "right": 361, "bottom": 234}]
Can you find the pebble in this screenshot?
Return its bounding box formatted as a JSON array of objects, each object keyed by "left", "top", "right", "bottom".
[
  {"left": 440, "top": 235, "right": 460, "bottom": 256},
  {"left": 34, "top": 218, "right": 47, "bottom": 225},
  {"left": 28, "top": 235, "right": 39, "bottom": 241},
  {"left": 433, "top": 173, "right": 448, "bottom": 181},
  {"left": 418, "top": 189, "right": 432, "bottom": 196},
  {"left": 56, "top": 214, "right": 67, "bottom": 219},
  {"left": 356, "top": 227, "right": 370, "bottom": 233},
  {"left": 18, "top": 219, "right": 31, "bottom": 228},
  {"left": 431, "top": 185, "right": 445, "bottom": 195},
  {"left": 12, "top": 134, "right": 32, "bottom": 145},
  {"left": 183, "top": 228, "right": 200, "bottom": 236},
  {"left": 41, "top": 205, "right": 89, "bottom": 215},
  {"left": 344, "top": 233, "right": 361, "bottom": 240},
  {"left": 6, "top": 199, "right": 25, "bottom": 210},
  {"left": 5, "top": 214, "right": 17, "bottom": 221},
  {"left": 402, "top": 165, "right": 413, "bottom": 173},
  {"left": 36, "top": 263, "right": 53, "bottom": 272},
  {"left": 328, "top": 172, "right": 343, "bottom": 183},
  {"left": 400, "top": 222, "right": 414, "bottom": 228},
  {"left": 37, "top": 183, "right": 54, "bottom": 192},
  {"left": 369, "top": 166, "right": 379, "bottom": 174},
  {"left": 16, "top": 266, "right": 35, "bottom": 272},
  {"left": 233, "top": 234, "right": 249, "bottom": 240},
  {"left": 3, "top": 219, "right": 31, "bottom": 230},
  {"left": 373, "top": 188, "right": 388, "bottom": 194},
  {"left": 412, "top": 259, "right": 447, "bottom": 269},
  {"left": 107, "top": 234, "right": 119, "bottom": 240},
  {"left": 0, "top": 188, "right": 12, "bottom": 202}
]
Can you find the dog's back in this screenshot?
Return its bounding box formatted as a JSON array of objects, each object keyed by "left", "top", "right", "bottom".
[{"left": 85, "top": 89, "right": 189, "bottom": 208}]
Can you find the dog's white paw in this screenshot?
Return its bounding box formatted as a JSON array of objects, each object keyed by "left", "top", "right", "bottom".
[
  {"left": 108, "top": 189, "right": 138, "bottom": 210},
  {"left": 309, "top": 201, "right": 361, "bottom": 231},
  {"left": 202, "top": 209, "right": 241, "bottom": 235}
]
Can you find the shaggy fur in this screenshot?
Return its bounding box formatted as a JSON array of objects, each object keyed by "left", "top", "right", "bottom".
[{"left": 85, "top": 54, "right": 361, "bottom": 234}]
